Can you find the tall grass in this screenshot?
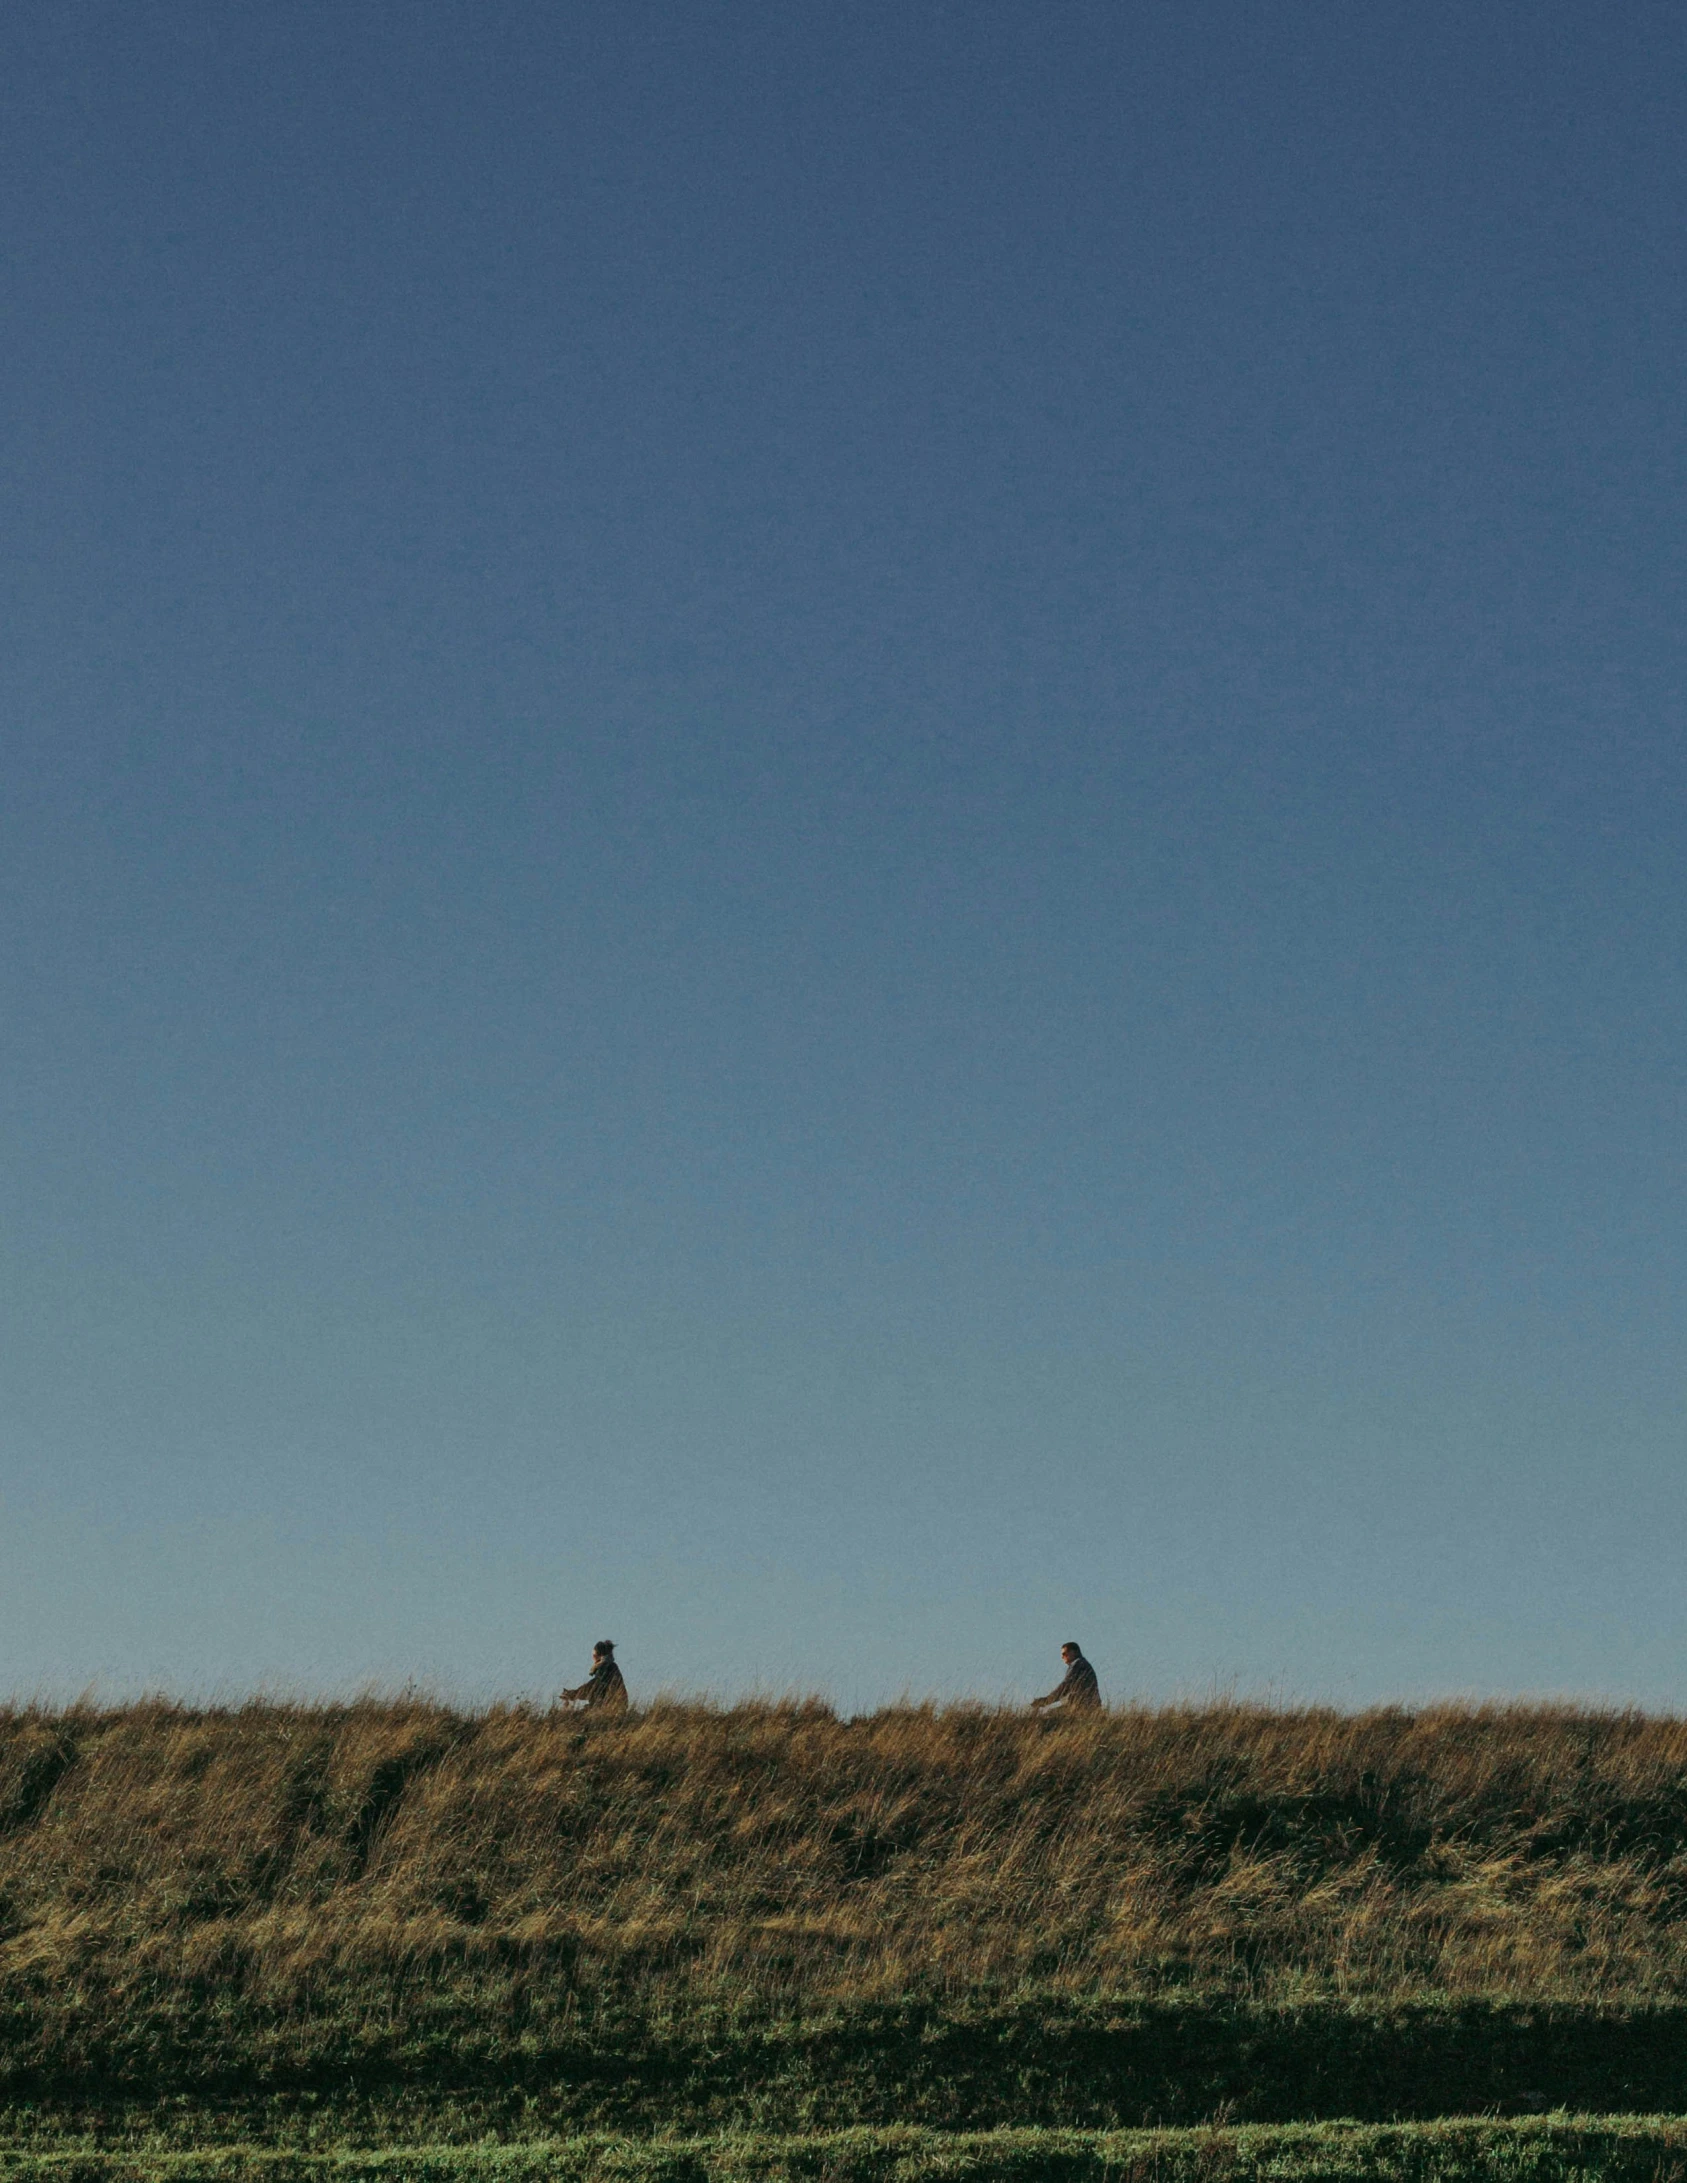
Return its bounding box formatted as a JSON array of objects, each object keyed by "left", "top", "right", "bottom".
[
  {"left": 4, "top": 1697, "right": 1687, "bottom": 2108},
  {"left": 8, "top": 1697, "right": 1687, "bottom": 2004}
]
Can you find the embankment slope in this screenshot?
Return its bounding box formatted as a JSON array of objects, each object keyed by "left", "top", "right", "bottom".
[{"left": 4, "top": 1698, "right": 1687, "bottom": 2124}]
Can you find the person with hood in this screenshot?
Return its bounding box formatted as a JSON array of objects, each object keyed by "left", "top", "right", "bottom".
[{"left": 560, "top": 1639, "right": 628, "bottom": 1711}]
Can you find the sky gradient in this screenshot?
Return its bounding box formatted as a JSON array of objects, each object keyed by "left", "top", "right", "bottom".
[{"left": 3, "top": 1, "right": 1684, "bottom": 1709}]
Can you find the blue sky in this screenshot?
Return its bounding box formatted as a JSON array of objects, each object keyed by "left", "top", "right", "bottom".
[{"left": 3, "top": 1, "right": 1684, "bottom": 1708}]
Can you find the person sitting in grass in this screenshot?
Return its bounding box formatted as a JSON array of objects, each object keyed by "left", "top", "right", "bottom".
[
  {"left": 1030, "top": 1640, "right": 1101, "bottom": 1712},
  {"left": 560, "top": 1639, "right": 628, "bottom": 1711}
]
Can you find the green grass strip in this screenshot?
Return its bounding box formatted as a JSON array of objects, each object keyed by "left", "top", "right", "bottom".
[{"left": 4, "top": 2119, "right": 1687, "bottom": 2183}]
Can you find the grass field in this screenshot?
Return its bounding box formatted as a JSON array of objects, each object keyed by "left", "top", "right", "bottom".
[
  {"left": 6, "top": 1697, "right": 1687, "bottom": 2157},
  {"left": 2, "top": 2120, "right": 1687, "bottom": 2182}
]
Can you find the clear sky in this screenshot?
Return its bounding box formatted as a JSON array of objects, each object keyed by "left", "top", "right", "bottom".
[{"left": 3, "top": 1, "right": 1683, "bottom": 1710}]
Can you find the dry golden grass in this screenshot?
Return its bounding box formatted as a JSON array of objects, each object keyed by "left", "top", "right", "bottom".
[{"left": 3, "top": 1695, "right": 1687, "bottom": 2024}]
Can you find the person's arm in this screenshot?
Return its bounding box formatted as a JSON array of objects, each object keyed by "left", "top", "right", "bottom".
[
  {"left": 559, "top": 1681, "right": 588, "bottom": 1702},
  {"left": 1033, "top": 1661, "right": 1088, "bottom": 1710}
]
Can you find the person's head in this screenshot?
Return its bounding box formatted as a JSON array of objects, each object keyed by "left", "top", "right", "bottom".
[
  {"left": 593, "top": 1640, "right": 615, "bottom": 1662},
  {"left": 1061, "top": 1641, "right": 1083, "bottom": 1663}
]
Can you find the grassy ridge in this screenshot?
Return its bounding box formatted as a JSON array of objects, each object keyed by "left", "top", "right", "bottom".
[
  {"left": 4, "top": 2121, "right": 1687, "bottom": 2183},
  {"left": 6, "top": 1699, "right": 1687, "bottom": 2122}
]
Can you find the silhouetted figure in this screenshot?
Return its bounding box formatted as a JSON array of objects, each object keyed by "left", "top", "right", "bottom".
[
  {"left": 561, "top": 1639, "right": 628, "bottom": 1711},
  {"left": 1030, "top": 1640, "right": 1101, "bottom": 1712}
]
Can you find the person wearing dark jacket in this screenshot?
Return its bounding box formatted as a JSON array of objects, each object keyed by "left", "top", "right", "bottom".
[
  {"left": 560, "top": 1639, "right": 628, "bottom": 1711},
  {"left": 1030, "top": 1641, "right": 1101, "bottom": 1712}
]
